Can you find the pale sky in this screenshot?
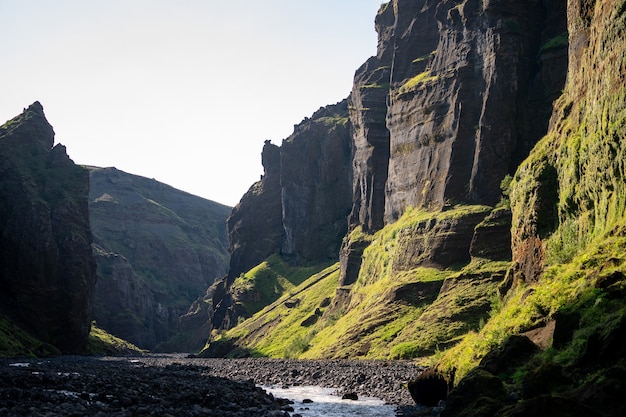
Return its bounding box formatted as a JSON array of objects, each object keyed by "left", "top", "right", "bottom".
[{"left": 0, "top": 0, "right": 384, "bottom": 206}]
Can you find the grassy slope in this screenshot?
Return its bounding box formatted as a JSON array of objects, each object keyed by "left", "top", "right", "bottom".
[
  {"left": 206, "top": 205, "right": 509, "bottom": 360},
  {"left": 1, "top": 317, "right": 143, "bottom": 357},
  {"left": 437, "top": 0, "right": 626, "bottom": 384}
]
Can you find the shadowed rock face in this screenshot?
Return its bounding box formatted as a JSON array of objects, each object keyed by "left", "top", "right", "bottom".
[
  {"left": 88, "top": 167, "right": 230, "bottom": 351},
  {"left": 0, "top": 102, "right": 96, "bottom": 354},
  {"left": 211, "top": 101, "right": 353, "bottom": 330},
  {"left": 227, "top": 101, "right": 352, "bottom": 279}
]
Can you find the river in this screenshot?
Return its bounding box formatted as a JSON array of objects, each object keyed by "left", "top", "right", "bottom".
[{"left": 263, "top": 385, "right": 397, "bottom": 417}]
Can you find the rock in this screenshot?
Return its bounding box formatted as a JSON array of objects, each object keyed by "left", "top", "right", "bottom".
[
  {"left": 522, "top": 362, "right": 570, "bottom": 399},
  {"left": 565, "top": 366, "right": 626, "bottom": 417},
  {"left": 470, "top": 208, "right": 513, "bottom": 261},
  {"left": 383, "top": 0, "right": 567, "bottom": 221},
  {"left": 495, "top": 395, "right": 601, "bottom": 417},
  {"left": 0, "top": 102, "right": 96, "bottom": 354},
  {"left": 407, "top": 368, "right": 450, "bottom": 407},
  {"left": 391, "top": 209, "right": 491, "bottom": 270},
  {"left": 479, "top": 335, "right": 539, "bottom": 376},
  {"left": 552, "top": 310, "right": 581, "bottom": 349},
  {"left": 341, "top": 392, "right": 358, "bottom": 400},
  {"left": 211, "top": 101, "right": 353, "bottom": 331},
  {"left": 441, "top": 369, "right": 508, "bottom": 417},
  {"left": 338, "top": 234, "right": 372, "bottom": 286}
]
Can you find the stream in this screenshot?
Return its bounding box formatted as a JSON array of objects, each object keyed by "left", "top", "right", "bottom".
[{"left": 263, "top": 385, "right": 396, "bottom": 417}]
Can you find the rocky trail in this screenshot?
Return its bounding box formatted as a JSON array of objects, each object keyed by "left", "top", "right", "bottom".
[{"left": 0, "top": 354, "right": 427, "bottom": 416}]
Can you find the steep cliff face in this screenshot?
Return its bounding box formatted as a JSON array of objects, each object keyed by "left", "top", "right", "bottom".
[
  {"left": 210, "top": 101, "right": 353, "bottom": 331},
  {"left": 351, "top": 0, "right": 568, "bottom": 225},
  {"left": 88, "top": 167, "right": 230, "bottom": 351},
  {"left": 226, "top": 141, "right": 284, "bottom": 282},
  {"left": 340, "top": 0, "right": 567, "bottom": 283},
  {"left": 511, "top": 0, "right": 626, "bottom": 282},
  {"left": 280, "top": 101, "right": 353, "bottom": 263},
  {"left": 0, "top": 102, "right": 96, "bottom": 354}
]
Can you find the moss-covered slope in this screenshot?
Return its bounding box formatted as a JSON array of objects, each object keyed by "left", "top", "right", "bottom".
[{"left": 202, "top": 205, "right": 510, "bottom": 360}]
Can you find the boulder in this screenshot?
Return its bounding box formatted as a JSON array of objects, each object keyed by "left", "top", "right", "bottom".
[
  {"left": 407, "top": 368, "right": 450, "bottom": 407},
  {"left": 442, "top": 369, "right": 508, "bottom": 417},
  {"left": 479, "top": 335, "right": 539, "bottom": 376}
]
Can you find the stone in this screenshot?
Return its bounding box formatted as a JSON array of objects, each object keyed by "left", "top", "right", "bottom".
[
  {"left": 341, "top": 392, "right": 358, "bottom": 400},
  {"left": 442, "top": 369, "right": 508, "bottom": 417},
  {"left": 407, "top": 368, "right": 450, "bottom": 407},
  {"left": 479, "top": 335, "right": 539, "bottom": 376}
]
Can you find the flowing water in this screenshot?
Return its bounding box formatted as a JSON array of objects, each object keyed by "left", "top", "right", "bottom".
[{"left": 262, "top": 385, "right": 396, "bottom": 417}]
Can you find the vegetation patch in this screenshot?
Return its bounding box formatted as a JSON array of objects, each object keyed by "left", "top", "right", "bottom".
[
  {"left": 0, "top": 316, "right": 60, "bottom": 357},
  {"left": 438, "top": 230, "right": 626, "bottom": 381},
  {"left": 230, "top": 254, "right": 332, "bottom": 316},
  {"left": 215, "top": 206, "right": 505, "bottom": 361},
  {"left": 540, "top": 32, "right": 569, "bottom": 53},
  {"left": 212, "top": 264, "right": 341, "bottom": 357},
  {"left": 87, "top": 323, "right": 146, "bottom": 355},
  {"left": 397, "top": 70, "right": 439, "bottom": 95}
]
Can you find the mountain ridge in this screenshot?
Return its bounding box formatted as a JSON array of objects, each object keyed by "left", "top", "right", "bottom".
[{"left": 88, "top": 166, "right": 231, "bottom": 352}]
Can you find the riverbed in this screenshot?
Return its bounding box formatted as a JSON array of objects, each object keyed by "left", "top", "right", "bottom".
[{"left": 0, "top": 354, "right": 426, "bottom": 416}]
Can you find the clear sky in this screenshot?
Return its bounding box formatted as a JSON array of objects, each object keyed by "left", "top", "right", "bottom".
[{"left": 0, "top": 1, "right": 384, "bottom": 206}]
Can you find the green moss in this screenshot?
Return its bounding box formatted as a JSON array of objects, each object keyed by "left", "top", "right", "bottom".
[
  {"left": 540, "top": 32, "right": 569, "bottom": 53},
  {"left": 230, "top": 254, "right": 332, "bottom": 316},
  {"left": 359, "top": 82, "right": 390, "bottom": 90},
  {"left": 87, "top": 323, "right": 146, "bottom": 355},
  {"left": 0, "top": 316, "right": 60, "bottom": 357},
  {"left": 217, "top": 206, "right": 507, "bottom": 361},
  {"left": 321, "top": 114, "right": 350, "bottom": 127},
  {"left": 223, "top": 264, "right": 341, "bottom": 357},
  {"left": 397, "top": 70, "right": 439, "bottom": 95},
  {"left": 439, "top": 232, "right": 626, "bottom": 380}
]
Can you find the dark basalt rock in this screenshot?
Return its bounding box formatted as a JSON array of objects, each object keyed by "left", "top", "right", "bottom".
[
  {"left": 441, "top": 369, "right": 508, "bottom": 417},
  {"left": 522, "top": 362, "right": 570, "bottom": 399},
  {"left": 212, "top": 101, "right": 353, "bottom": 331},
  {"left": 226, "top": 140, "right": 284, "bottom": 281},
  {"left": 407, "top": 367, "right": 450, "bottom": 407},
  {"left": 470, "top": 208, "right": 513, "bottom": 261},
  {"left": 479, "top": 335, "right": 539, "bottom": 376},
  {"left": 0, "top": 102, "right": 96, "bottom": 354}
]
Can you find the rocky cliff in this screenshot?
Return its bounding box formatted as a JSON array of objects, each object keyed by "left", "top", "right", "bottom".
[
  {"left": 88, "top": 167, "right": 230, "bottom": 351},
  {"left": 339, "top": 0, "right": 568, "bottom": 288},
  {"left": 349, "top": 0, "right": 568, "bottom": 229},
  {"left": 0, "top": 102, "right": 96, "bottom": 354},
  {"left": 208, "top": 101, "right": 353, "bottom": 331},
  {"left": 201, "top": 0, "right": 569, "bottom": 356}
]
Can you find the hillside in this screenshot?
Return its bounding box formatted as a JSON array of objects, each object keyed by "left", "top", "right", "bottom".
[
  {"left": 88, "top": 166, "right": 231, "bottom": 351},
  {"left": 200, "top": 0, "right": 626, "bottom": 415}
]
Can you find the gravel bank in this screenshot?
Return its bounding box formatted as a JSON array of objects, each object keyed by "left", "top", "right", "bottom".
[{"left": 0, "top": 354, "right": 426, "bottom": 416}]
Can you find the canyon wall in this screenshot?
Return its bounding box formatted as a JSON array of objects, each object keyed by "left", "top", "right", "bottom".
[
  {"left": 0, "top": 102, "right": 96, "bottom": 354},
  {"left": 88, "top": 167, "right": 230, "bottom": 351}
]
